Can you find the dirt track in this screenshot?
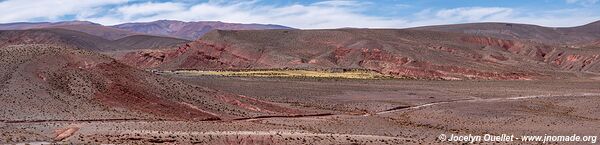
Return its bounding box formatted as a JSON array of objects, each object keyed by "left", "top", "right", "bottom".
[
  {"left": 6, "top": 93, "right": 597, "bottom": 125},
  {"left": 4, "top": 75, "right": 600, "bottom": 144},
  {"left": 374, "top": 93, "right": 600, "bottom": 115}
]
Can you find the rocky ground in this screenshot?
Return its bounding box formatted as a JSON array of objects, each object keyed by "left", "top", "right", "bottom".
[{"left": 2, "top": 75, "right": 599, "bottom": 144}]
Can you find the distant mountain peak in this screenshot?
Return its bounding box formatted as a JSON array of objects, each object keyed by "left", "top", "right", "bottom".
[
  {"left": 112, "top": 20, "right": 294, "bottom": 40},
  {"left": 582, "top": 20, "right": 600, "bottom": 27},
  {"left": 0, "top": 20, "right": 101, "bottom": 29},
  {"left": 153, "top": 20, "right": 186, "bottom": 23},
  {"left": 53, "top": 20, "right": 100, "bottom": 26}
]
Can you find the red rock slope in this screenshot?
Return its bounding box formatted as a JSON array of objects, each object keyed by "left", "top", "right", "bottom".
[
  {"left": 0, "top": 44, "right": 301, "bottom": 122},
  {"left": 121, "top": 29, "right": 600, "bottom": 80}
]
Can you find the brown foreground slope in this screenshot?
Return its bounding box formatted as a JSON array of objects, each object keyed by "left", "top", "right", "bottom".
[
  {"left": 120, "top": 29, "right": 600, "bottom": 80},
  {"left": 0, "top": 44, "right": 302, "bottom": 122}
]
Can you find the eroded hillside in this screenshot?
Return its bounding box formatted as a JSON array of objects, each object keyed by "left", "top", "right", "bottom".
[
  {"left": 120, "top": 29, "right": 600, "bottom": 80},
  {"left": 0, "top": 44, "right": 305, "bottom": 122}
]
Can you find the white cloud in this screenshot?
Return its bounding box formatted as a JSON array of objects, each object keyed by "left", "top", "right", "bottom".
[
  {"left": 89, "top": 0, "right": 405, "bottom": 28},
  {"left": 566, "top": 0, "right": 598, "bottom": 5},
  {"left": 0, "top": 0, "right": 127, "bottom": 23},
  {"left": 0, "top": 0, "right": 598, "bottom": 29},
  {"left": 85, "top": 1, "right": 600, "bottom": 28},
  {"left": 117, "top": 2, "right": 185, "bottom": 19},
  {"left": 394, "top": 4, "right": 411, "bottom": 9},
  {"left": 406, "top": 7, "right": 600, "bottom": 27},
  {"left": 435, "top": 7, "right": 513, "bottom": 21},
  {"left": 311, "top": 0, "right": 369, "bottom": 7},
  {"left": 405, "top": 7, "right": 516, "bottom": 27}
]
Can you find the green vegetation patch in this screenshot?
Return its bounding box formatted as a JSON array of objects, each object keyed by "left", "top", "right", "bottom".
[{"left": 163, "top": 69, "right": 393, "bottom": 79}]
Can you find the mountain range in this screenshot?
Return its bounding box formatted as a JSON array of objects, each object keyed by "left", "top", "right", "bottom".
[
  {"left": 1, "top": 20, "right": 600, "bottom": 80},
  {"left": 113, "top": 20, "right": 294, "bottom": 40},
  {"left": 118, "top": 20, "right": 600, "bottom": 80},
  {"left": 0, "top": 20, "right": 293, "bottom": 40},
  {"left": 411, "top": 21, "right": 600, "bottom": 45}
]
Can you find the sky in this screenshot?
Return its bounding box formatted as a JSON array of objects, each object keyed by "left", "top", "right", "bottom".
[{"left": 0, "top": 0, "right": 599, "bottom": 29}]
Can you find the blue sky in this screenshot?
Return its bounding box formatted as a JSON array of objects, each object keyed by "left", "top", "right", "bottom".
[{"left": 0, "top": 0, "right": 599, "bottom": 28}]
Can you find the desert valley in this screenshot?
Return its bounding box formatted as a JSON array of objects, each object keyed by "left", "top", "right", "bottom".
[{"left": 0, "top": 18, "right": 600, "bottom": 144}]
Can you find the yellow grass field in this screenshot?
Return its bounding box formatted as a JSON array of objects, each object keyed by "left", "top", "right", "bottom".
[{"left": 165, "top": 70, "right": 391, "bottom": 79}]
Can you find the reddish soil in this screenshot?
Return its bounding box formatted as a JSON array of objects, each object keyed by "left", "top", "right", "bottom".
[
  {"left": 461, "top": 36, "right": 525, "bottom": 53},
  {"left": 0, "top": 44, "right": 306, "bottom": 123},
  {"left": 93, "top": 62, "right": 220, "bottom": 121}
]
